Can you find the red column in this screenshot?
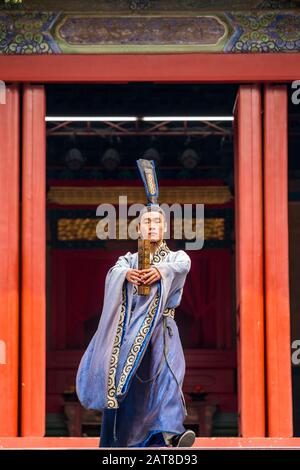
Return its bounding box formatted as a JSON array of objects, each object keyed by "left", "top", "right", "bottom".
[
  {"left": 21, "top": 85, "right": 46, "bottom": 436},
  {"left": 0, "top": 85, "right": 20, "bottom": 436},
  {"left": 234, "top": 85, "right": 265, "bottom": 436},
  {"left": 264, "top": 84, "right": 293, "bottom": 437}
]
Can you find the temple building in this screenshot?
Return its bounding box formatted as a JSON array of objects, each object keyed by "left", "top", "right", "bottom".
[{"left": 0, "top": 0, "right": 300, "bottom": 448}]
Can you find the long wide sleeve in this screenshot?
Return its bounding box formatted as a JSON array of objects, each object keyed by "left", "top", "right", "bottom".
[
  {"left": 154, "top": 250, "right": 191, "bottom": 308},
  {"left": 104, "top": 251, "right": 132, "bottom": 292},
  {"left": 76, "top": 251, "right": 133, "bottom": 410}
]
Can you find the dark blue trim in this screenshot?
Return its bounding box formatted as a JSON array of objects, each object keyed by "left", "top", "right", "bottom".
[
  {"left": 120, "top": 282, "right": 129, "bottom": 347},
  {"left": 129, "top": 429, "right": 167, "bottom": 448}
]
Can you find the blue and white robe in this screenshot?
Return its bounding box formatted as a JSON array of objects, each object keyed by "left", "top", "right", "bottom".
[{"left": 76, "top": 240, "right": 191, "bottom": 447}]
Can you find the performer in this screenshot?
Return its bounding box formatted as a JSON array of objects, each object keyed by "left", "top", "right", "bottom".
[{"left": 76, "top": 161, "right": 195, "bottom": 448}]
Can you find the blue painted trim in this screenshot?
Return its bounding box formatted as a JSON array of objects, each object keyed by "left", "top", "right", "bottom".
[{"left": 120, "top": 282, "right": 129, "bottom": 347}]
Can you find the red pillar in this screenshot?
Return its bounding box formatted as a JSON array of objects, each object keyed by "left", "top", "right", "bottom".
[
  {"left": 0, "top": 85, "right": 20, "bottom": 436},
  {"left": 21, "top": 85, "right": 46, "bottom": 436},
  {"left": 264, "top": 84, "right": 293, "bottom": 437},
  {"left": 234, "top": 85, "right": 265, "bottom": 436}
]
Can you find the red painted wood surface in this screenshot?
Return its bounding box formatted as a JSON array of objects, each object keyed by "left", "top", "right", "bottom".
[
  {"left": 21, "top": 85, "right": 46, "bottom": 436},
  {"left": 234, "top": 85, "right": 265, "bottom": 436},
  {"left": 0, "top": 54, "right": 299, "bottom": 82},
  {"left": 1, "top": 437, "right": 300, "bottom": 449},
  {"left": 0, "top": 85, "right": 20, "bottom": 436},
  {"left": 263, "top": 85, "right": 293, "bottom": 437}
]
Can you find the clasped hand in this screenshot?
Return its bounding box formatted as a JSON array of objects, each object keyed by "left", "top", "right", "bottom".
[{"left": 126, "top": 268, "right": 161, "bottom": 286}]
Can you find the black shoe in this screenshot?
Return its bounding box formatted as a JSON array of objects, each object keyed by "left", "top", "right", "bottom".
[{"left": 171, "top": 429, "right": 196, "bottom": 447}]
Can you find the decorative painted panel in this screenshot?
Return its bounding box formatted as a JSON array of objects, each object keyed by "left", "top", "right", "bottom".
[{"left": 0, "top": 5, "right": 300, "bottom": 53}]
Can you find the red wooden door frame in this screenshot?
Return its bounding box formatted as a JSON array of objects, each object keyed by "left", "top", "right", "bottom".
[
  {"left": 264, "top": 85, "right": 293, "bottom": 437},
  {"left": 0, "top": 85, "right": 20, "bottom": 436},
  {"left": 0, "top": 53, "right": 295, "bottom": 443},
  {"left": 21, "top": 85, "right": 46, "bottom": 436},
  {"left": 0, "top": 53, "right": 299, "bottom": 82},
  {"left": 233, "top": 85, "right": 265, "bottom": 437}
]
